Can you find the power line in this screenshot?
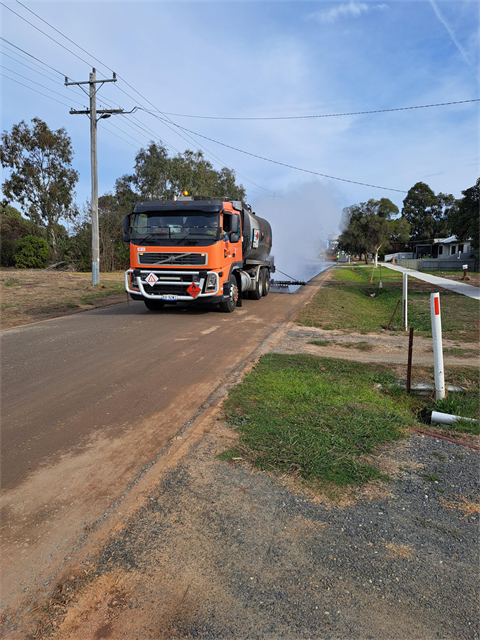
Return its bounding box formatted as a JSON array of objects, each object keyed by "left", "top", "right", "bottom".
[
  {"left": 0, "top": 65, "right": 86, "bottom": 106},
  {"left": 110, "top": 81, "right": 276, "bottom": 195},
  {"left": 0, "top": 2, "right": 106, "bottom": 77},
  {"left": 144, "top": 111, "right": 408, "bottom": 194},
  {"left": 101, "top": 121, "right": 140, "bottom": 149},
  {"left": 5, "top": 1, "right": 275, "bottom": 196},
  {"left": 1, "top": 72, "right": 73, "bottom": 108},
  {"left": 103, "top": 119, "right": 146, "bottom": 147},
  {"left": 5, "top": 1, "right": 407, "bottom": 195},
  {"left": 14, "top": 0, "right": 115, "bottom": 76},
  {"left": 0, "top": 43, "right": 62, "bottom": 80},
  {"left": 159, "top": 99, "right": 480, "bottom": 121},
  {"left": 0, "top": 36, "right": 65, "bottom": 76},
  {"left": 0, "top": 51, "right": 88, "bottom": 101}
]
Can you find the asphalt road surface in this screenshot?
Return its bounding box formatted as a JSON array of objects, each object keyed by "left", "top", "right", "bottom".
[{"left": 0, "top": 277, "right": 325, "bottom": 616}]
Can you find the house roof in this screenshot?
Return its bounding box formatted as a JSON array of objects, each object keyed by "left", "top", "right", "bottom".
[{"left": 434, "top": 236, "right": 471, "bottom": 245}]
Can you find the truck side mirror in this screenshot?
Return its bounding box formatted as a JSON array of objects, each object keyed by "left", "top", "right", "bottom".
[
  {"left": 231, "top": 216, "right": 240, "bottom": 233},
  {"left": 123, "top": 215, "right": 131, "bottom": 242},
  {"left": 230, "top": 232, "right": 240, "bottom": 243}
]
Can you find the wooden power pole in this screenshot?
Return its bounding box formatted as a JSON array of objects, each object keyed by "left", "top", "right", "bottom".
[{"left": 66, "top": 69, "right": 123, "bottom": 285}]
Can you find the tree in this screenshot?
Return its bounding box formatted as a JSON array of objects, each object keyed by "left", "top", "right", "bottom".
[
  {"left": 338, "top": 198, "right": 401, "bottom": 267},
  {"left": 130, "top": 142, "right": 171, "bottom": 199},
  {"left": 0, "top": 204, "right": 44, "bottom": 266},
  {"left": 0, "top": 118, "right": 79, "bottom": 258},
  {"left": 449, "top": 177, "right": 480, "bottom": 251},
  {"left": 401, "top": 182, "right": 453, "bottom": 241},
  {"left": 14, "top": 236, "right": 49, "bottom": 269},
  {"left": 127, "top": 142, "right": 246, "bottom": 201}
]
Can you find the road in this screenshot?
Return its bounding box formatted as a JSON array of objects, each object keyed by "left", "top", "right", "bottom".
[{"left": 0, "top": 275, "right": 326, "bottom": 617}]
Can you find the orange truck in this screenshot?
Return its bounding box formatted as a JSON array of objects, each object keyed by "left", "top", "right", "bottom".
[{"left": 123, "top": 195, "right": 275, "bottom": 313}]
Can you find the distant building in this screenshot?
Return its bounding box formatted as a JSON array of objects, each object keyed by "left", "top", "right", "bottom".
[{"left": 412, "top": 236, "right": 473, "bottom": 260}]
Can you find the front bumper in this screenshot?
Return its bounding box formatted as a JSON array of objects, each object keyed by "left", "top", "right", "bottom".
[{"left": 125, "top": 268, "right": 221, "bottom": 301}]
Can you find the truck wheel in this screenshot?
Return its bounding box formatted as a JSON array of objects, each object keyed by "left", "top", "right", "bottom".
[
  {"left": 250, "top": 270, "right": 263, "bottom": 300},
  {"left": 144, "top": 299, "right": 165, "bottom": 311},
  {"left": 220, "top": 275, "right": 239, "bottom": 313},
  {"left": 262, "top": 269, "right": 270, "bottom": 297}
]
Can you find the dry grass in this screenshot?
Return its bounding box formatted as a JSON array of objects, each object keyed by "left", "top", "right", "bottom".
[
  {"left": 440, "top": 495, "right": 480, "bottom": 519},
  {"left": 0, "top": 269, "right": 126, "bottom": 330},
  {"left": 385, "top": 542, "right": 415, "bottom": 559}
]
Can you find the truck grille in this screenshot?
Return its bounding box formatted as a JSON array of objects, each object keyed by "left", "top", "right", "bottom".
[
  {"left": 143, "top": 284, "right": 193, "bottom": 295},
  {"left": 139, "top": 252, "right": 206, "bottom": 266}
]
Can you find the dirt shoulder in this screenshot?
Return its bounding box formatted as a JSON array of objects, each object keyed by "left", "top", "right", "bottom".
[{"left": 0, "top": 269, "right": 127, "bottom": 330}]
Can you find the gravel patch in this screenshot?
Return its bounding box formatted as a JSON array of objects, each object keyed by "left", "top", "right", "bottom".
[{"left": 41, "top": 424, "right": 479, "bottom": 640}]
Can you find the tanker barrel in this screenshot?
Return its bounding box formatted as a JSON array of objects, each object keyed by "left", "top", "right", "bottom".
[{"left": 242, "top": 209, "right": 273, "bottom": 262}]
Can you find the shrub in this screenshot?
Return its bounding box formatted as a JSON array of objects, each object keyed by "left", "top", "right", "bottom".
[{"left": 14, "top": 236, "right": 50, "bottom": 269}]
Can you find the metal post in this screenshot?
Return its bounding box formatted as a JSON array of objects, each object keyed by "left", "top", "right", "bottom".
[
  {"left": 406, "top": 327, "right": 414, "bottom": 393},
  {"left": 402, "top": 272, "right": 408, "bottom": 330},
  {"left": 430, "top": 293, "right": 445, "bottom": 401},
  {"left": 379, "top": 264, "right": 383, "bottom": 288},
  {"left": 89, "top": 70, "right": 99, "bottom": 286}
]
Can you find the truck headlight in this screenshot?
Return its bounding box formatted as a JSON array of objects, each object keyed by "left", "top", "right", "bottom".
[{"left": 205, "top": 273, "right": 217, "bottom": 290}]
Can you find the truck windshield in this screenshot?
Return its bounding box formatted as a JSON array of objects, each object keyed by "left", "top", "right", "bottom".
[{"left": 131, "top": 211, "right": 220, "bottom": 246}]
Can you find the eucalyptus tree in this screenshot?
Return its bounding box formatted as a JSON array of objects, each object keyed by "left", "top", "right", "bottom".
[{"left": 0, "top": 118, "right": 79, "bottom": 258}]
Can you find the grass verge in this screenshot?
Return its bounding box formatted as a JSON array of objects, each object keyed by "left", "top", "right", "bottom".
[
  {"left": 221, "top": 358, "right": 480, "bottom": 490},
  {"left": 296, "top": 266, "right": 480, "bottom": 342},
  {"left": 221, "top": 354, "right": 415, "bottom": 488}
]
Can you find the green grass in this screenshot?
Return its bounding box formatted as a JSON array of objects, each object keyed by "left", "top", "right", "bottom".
[
  {"left": 331, "top": 265, "right": 403, "bottom": 284},
  {"left": 296, "top": 266, "right": 480, "bottom": 342},
  {"left": 221, "top": 354, "right": 418, "bottom": 488},
  {"left": 431, "top": 392, "right": 480, "bottom": 435},
  {"left": 1, "top": 301, "right": 23, "bottom": 311},
  {"left": 309, "top": 339, "right": 373, "bottom": 351}
]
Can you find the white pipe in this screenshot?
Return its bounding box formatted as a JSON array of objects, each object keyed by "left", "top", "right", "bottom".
[
  {"left": 402, "top": 272, "right": 408, "bottom": 330},
  {"left": 430, "top": 293, "right": 445, "bottom": 401},
  {"left": 431, "top": 411, "right": 478, "bottom": 425}
]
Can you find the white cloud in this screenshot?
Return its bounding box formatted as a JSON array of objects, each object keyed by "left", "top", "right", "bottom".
[{"left": 309, "top": 1, "right": 388, "bottom": 25}]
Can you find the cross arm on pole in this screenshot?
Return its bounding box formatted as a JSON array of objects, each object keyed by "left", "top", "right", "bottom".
[
  {"left": 65, "top": 72, "right": 117, "bottom": 86},
  {"left": 69, "top": 109, "right": 125, "bottom": 115}
]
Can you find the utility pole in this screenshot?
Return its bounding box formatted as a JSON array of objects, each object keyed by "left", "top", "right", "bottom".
[{"left": 66, "top": 69, "right": 123, "bottom": 285}]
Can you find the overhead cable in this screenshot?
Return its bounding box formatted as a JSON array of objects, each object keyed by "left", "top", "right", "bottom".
[
  {"left": 6, "top": 1, "right": 275, "bottom": 196},
  {"left": 160, "top": 99, "right": 480, "bottom": 121},
  {"left": 0, "top": 65, "right": 86, "bottom": 106},
  {"left": 0, "top": 2, "right": 103, "bottom": 76},
  {"left": 0, "top": 36, "right": 65, "bottom": 76},
  {"left": 0, "top": 52, "right": 89, "bottom": 101},
  {"left": 144, "top": 112, "right": 408, "bottom": 194},
  {"left": 1, "top": 72, "right": 73, "bottom": 108}
]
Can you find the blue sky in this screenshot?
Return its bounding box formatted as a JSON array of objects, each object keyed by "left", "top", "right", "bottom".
[{"left": 1, "top": 0, "right": 479, "bottom": 237}]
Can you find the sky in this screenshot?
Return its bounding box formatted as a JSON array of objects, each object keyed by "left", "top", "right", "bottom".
[{"left": 1, "top": 0, "right": 479, "bottom": 242}]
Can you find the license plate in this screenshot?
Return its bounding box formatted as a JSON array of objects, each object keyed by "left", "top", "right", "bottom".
[{"left": 161, "top": 295, "right": 177, "bottom": 300}]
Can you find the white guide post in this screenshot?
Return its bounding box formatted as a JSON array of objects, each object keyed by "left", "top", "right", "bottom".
[
  {"left": 430, "top": 292, "right": 445, "bottom": 401},
  {"left": 402, "top": 273, "right": 408, "bottom": 330}
]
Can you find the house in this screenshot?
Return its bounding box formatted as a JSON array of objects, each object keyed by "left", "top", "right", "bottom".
[{"left": 412, "top": 236, "right": 473, "bottom": 260}]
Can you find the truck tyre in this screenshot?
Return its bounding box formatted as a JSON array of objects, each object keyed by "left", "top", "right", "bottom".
[
  {"left": 144, "top": 299, "right": 165, "bottom": 311},
  {"left": 250, "top": 270, "right": 263, "bottom": 300},
  {"left": 262, "top": 269, "right": 270, "bottom": 297},
  {"left": 220, "top": 274, "right": 239, "bottom": 313}
]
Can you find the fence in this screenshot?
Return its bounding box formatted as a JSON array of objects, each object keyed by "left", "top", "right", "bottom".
[{"left": 397, "top": 258, "right": 478, "bottom": 272}]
